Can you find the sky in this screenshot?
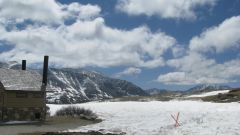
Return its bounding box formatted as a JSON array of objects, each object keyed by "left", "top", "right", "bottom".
[{"left": 0, "top": 0, "right": 240, "bottom": 90}]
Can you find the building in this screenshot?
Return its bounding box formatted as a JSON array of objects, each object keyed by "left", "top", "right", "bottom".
[{"left": 0, "top": 56, "right": 49, "bottom": 121}]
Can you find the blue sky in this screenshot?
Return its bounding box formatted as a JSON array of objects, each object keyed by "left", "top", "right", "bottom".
[{"left": 0, "top": 0, "right": 240, "bottom": 90}]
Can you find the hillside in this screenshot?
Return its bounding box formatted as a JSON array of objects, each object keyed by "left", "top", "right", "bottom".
[
  {"left": 145, "top": 88, "right": 170, "bottom": 95},
  {"left": 47, "top": 68, "right": 148, "bottom": 103},
  {"left": 202, "top": 89, "right": 240, "bottom": 103},
  {"left": 186, "top": 84, "right": 232, "bottom": 93}
]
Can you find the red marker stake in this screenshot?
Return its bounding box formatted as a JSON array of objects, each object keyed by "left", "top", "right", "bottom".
[{"left": 171, "top": 112, "right": 180, "bottom": 127}]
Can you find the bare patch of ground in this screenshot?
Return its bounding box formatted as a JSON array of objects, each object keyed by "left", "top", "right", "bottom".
[
  {"left": 43, "top": 131, "right": 123, "bottom": 135},
  {"left": 20, "top": 131, "right": 124, "bottom": 135},
  {"left": 0, "top": 116, "right": 101, "bottom": 135}
]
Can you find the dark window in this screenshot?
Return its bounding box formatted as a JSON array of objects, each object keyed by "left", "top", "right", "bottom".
[
  {"left": 35, "top": 113, "right": 41, "bottom": 119},
  {"left": 16, "top": 92, "right": 28, "bottom": 98},
  {"left": 32, "top": 93, "right": 43, "bottom": 98}
]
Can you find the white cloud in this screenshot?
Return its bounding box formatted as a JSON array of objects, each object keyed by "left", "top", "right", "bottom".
[
  {"left": 114, "top": 67, "right": 142, "bottom": 77},
  {"left": 116, "top": 0, "right": 217, "bottom": 20},
  {"left": 157, "top": 52, "right": 240, "bottom": 85},
  {"left": 0, "top": 0, "right": 63, "bottom": 24},
  {"left": 0, "top": 0, "right": 101, "bottom": 25},
  {"left": 156, "top": 16, "right": 240, "bottom": 85},
  {"left": 171, "top": 45, "right": 186, "bottom": 58},
  {"left": 190, "top": 16, "right": 240, "bottom": 53},
  {"left": 157, "top": 72, "right": 230, "bottom": 85},
  {"left": 0, "top": 0, "right": 176, "bottom": 68},
  {"left": 157, "top": 72, "right": 192, "bottom": 85},
  {"left": 167, "top": 52, "right": 215, "bottom": 73},
  {"left": 64, "top": 2, "right": 101, "bottom": 20},
  {"left": 140, "top": 58, "right": 165, "bottom": 69},
  {"left": 0, "top": 20, "right": 175, "bottom": 68}
]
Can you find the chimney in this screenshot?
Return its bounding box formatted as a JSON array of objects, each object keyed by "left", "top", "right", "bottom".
[
  {"left": 42, "top": 56, "right": 49, "bottom": 86},
  {"left": 22, "top": 60, "right": 26, "bottom": 70}
]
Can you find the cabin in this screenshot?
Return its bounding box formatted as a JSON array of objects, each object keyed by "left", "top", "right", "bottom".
[{"left": 0, "top": 56, "right": 49, "bottom": 121}]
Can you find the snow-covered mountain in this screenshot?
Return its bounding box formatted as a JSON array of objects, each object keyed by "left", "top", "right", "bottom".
[
  {"left": 47, "top": 68, "right": 148, "bottom": 103},
  {"left": 187, "top": 84, "right": 232, "bottom": 93},
  {"left": 0, "top": 62, "right": 148, "bottom": 103}
]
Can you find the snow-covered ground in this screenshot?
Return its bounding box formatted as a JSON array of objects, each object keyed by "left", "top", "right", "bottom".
[
  {"left": 48, "top": 101, "right": 240, "bottom": 135},
  {"left": 187, "top": 90, "right": 230, "bottom": 98}
]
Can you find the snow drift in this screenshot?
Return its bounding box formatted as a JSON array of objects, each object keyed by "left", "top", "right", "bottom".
[{"left": 187, "top": 90, "right": 230, "bottom": 98}]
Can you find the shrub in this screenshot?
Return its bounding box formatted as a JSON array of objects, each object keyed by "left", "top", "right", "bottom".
[{"left": 55, "top": 106, "right": 97, "bottom": 120}]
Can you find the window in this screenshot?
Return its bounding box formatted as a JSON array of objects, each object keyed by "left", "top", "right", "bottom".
[
  {"left": 35, "top": 113, "right": 41, "bottom": 119},
  {"left": 32, "top": 93, "right": 43, "bottom": 98},
  {"left": 16, "top": 92, "right": 28, "bottom": 98}
]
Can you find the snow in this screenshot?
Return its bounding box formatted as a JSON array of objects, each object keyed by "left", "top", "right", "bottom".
[
  {"left": 48, "top": 101, "right": 240, "bottom": 135},
  {"left": 0, "top": 68, "right": 42, "bottom": 91},
  {"left": 187, "top": 90, "right": 230, "bottom": 98}
]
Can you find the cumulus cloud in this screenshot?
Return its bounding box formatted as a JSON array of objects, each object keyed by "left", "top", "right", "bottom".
[
  {"left": 114, "top": 67, "right": 142, "bottom": 77},
  {"left": 0, "top": 0, "right": 101, "bottom": 25},
  {"left": 171, "top": 45, "right": 186, "bottom": 58},
  {"left": 157, "top": 72, "right": 192, "bottom": 85},
  {"left": 157, "top": 52, "right": 240, "bottom": 85},
  {"left": 0, "top": 0, "right": 63, "bottom": 24},
  {"left": 116, "top": 0, "right": 217, "bottom": 20},
  {"left": 0, "top": 0, "right": 176, "bottom": 68},
  {"left": 157, "top": 71, "right": 230, "bottom": 85},
  {"left": 156, "top": 16, "right": 240, "bottom": 85},
  {"left": 190, "top": 16, "right": 240, "bottom": 53},
  {"left": 63, "top": 2, "right": 101, "bottom": 20},
  {"left": 141, "top": 58, "right": 165, "bottom": 68}
]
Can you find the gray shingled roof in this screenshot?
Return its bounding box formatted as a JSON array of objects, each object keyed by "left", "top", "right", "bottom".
[{"left": 0, "top": 68, "right": 42, "bottom": 91}]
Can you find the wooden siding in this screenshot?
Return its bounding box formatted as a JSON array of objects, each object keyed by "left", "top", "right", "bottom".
[{"left": 3, "top": 91, "right": 45, "bottom": 108}]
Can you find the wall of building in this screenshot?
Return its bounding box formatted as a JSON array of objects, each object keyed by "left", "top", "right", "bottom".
[
  {"left": 4, "top": 91, "right": 45, "bottom": 108},
  {"left": 2, "top": 107, "right": 45, "bottom": 121},
  {"left": 0, "top": 90, "right": 45, "bottom": 121}
]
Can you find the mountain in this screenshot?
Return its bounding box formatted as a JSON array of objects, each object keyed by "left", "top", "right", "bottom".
[
  {"left": 145, "top": 88, "right": 170, "bottom": 95},
  {"left": 0, "top": 62, "right": 148, "bottom": 103},
  {"left": 145, "top": 88, "right": 183, "bottom": 96},
  {"left": 47, "top": 68, "right": 148, "bottom": 103},
  {"left": 186, "top": 84, "right": 232, "bottom": 93}
]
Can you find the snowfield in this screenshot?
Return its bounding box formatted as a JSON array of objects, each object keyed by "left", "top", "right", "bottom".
[
  {"left": 48, "top": 101, "right": 240, "bottom": 135},
  {"left": 187, "top": 90, "right": 230, "bottom": 98}
]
